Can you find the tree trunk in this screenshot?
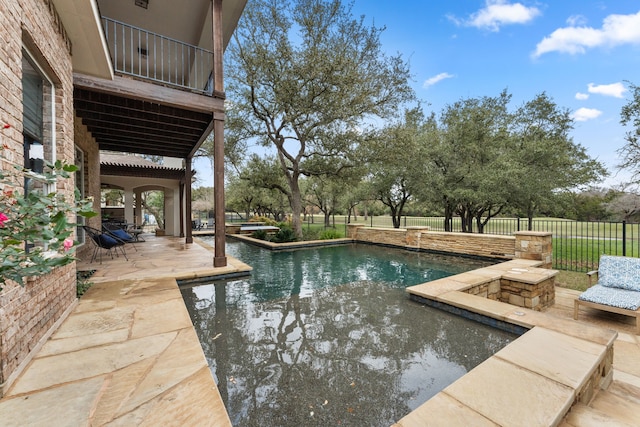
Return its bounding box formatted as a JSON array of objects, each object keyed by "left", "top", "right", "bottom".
[
  {"left": 289, "top": 179, "right": 303, "bottom": 238},
  {"left": 324, "top": 211, "right": 331, "bottom": 227},
  {"left": 391, "top": 205, "right": 401, "bottom": 228}
]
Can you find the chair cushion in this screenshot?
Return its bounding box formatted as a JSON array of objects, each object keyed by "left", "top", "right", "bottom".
[
  {"left": 579, "top": 284, "right": 640, "bottom": 311},
  {"left": 110, "top": 229, "right": 134, "bottom": 242},
  {"left": 96, "top": 233, "right": 119, "bottom": 249},
  {"left": 598, "top": 255, "right": 640, "bottom": 292}
]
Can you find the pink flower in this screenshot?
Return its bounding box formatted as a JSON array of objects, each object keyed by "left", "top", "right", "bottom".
[
  {"left": 63, "top": 237, "right": 74, "bottom": 251},
  {"left": 0, "top": 212, "right": 8, "bottom": 227}
]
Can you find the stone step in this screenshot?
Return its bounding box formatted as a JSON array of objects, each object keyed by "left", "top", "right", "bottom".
[
  {"left": 561, "top": 380, "right": 640, "bottom": 427},
  {"left": 561, "top": 401, "right": 636, "bottom": 427}
]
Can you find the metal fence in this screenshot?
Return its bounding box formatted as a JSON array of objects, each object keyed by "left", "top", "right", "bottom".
[
  {"left": 363, "top": 216, "right": 640, "bottom": 272},
  {"left": 220, "top": 213, "right": 639, "bottom": 272}
]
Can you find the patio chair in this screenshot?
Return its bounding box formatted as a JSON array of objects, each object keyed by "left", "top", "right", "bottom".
[
  {"left": 83, "top": 226, "right": 128, "bottom": 263},
  {"left": 103, "top": 222, "right": 138, "bottom": 251}
]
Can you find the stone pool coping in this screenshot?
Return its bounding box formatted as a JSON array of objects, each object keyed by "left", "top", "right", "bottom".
[{"left": 399, "top": 259, "right": 617, "bottom": 427}]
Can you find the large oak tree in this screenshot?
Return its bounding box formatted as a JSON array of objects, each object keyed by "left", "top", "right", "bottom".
[{"left": 224, "top": 0, "right": 414, "bottom": 237}]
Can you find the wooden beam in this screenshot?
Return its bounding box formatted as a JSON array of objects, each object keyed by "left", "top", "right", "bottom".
[{"left": 74, "top": 73, "right": 225, "bottom": 114}]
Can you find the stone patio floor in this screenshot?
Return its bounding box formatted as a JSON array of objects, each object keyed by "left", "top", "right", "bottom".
[{"left": 0, "top": 234, "right": 638, "bottom": 426}]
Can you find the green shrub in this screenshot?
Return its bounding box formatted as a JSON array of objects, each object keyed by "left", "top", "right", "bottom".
[
  {"left": 302, "top": 228, "right": 320, "bottom": 241},
  {"left": 319, "top": 229, "right": 343, "bottom": 240},
  {"left": 251, "top": 229, "right": 268, "bottom": 240},
  {"left": 76, "top": 270, "right": 95, "bottom": 298},
  {"left": 272, "top": 226, "right": 297, "bottom": 243}
]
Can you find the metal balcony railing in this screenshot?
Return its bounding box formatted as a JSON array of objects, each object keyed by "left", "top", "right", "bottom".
[{"left": 101, "top": 17, "right": 214, "bottom": 94}]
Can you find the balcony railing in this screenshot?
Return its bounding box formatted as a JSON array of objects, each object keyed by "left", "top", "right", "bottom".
[{"left": 102, "top": 17, "right": 214, "bottom": 94}]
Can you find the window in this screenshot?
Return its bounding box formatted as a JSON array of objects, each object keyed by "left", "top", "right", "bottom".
[{"left": 22, "top": 48, "right": 56, "bottom": 250}]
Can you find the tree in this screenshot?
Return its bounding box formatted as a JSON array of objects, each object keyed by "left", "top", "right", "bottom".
[
  {"left": 619, "top": 81, "right": 640, "bottom": 181},
  {"left": 428, "top": 91, "right": 513, "bottom": 233},
  {"left": 225, "top": 0, "right": 414, "bottom": 238},
  {"left": 509, "top": 92, "right": 607, "bottom": 228},
  {"left": 192, "top": 186, "right": 215, "bottom": 222},
  {"left": 367, "top": 107, "right": 432, "bottom": 228},
  {"left": 142, "top": 191, "right": 164, "bottom": 229}
]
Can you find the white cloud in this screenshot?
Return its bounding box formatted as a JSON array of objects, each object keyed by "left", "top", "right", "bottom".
[
  {"left": 566, "top": 15, "right": 588, "bottom": 27},
  {"left": 587, "top": 82, "right": 627, "bottom": 98},
  {"left": 573, "top": 107, "right": 602, "bottom": 122},
  {"left": 455, "top": 0, "right": 541, "bottom": 32},
  {"left": 533, "top": 11, "right": 640, "bottom": 57},
  {"left": 575, "top": 92, "right": 589, "bottom": 100},
  {"left": 423, "top": 72, "right": 454, "bottom": 88}
]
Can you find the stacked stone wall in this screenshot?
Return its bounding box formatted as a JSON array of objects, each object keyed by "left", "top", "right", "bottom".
[{"left": 418, "top": 231, "right": 515, "bottom": 259}]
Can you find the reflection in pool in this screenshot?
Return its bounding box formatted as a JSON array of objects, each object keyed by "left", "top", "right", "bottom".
[{"left": 180, "top": 241, "right": 515, "bottom": 426}]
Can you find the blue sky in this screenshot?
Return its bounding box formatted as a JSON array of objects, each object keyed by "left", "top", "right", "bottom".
[
  {"left": 195, "top": 0, "right": 640, "bottom": 188},
  {"left": 349, "top": 0, "right": 640, "bottom": 186}
]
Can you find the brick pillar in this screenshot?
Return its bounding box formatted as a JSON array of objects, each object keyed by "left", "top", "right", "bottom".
[
  {"left": 347, "top": 224, "right": 364, "bottom": 239},
  {"left": 514, "top": 231, "right": 553, "bottom": 268}
]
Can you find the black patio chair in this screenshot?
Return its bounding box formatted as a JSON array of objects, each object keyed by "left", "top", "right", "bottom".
[
  {"left": 83, "top": 226, "right": 128, "bottom": 263},
  {"left": 103, "top": 222, "right": 138, "bottom": 251}
]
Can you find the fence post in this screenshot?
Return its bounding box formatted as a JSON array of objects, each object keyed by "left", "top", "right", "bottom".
[
  {"left": 404, "top": 216, "right": 407, "bottom": 227},
  {"left": 517, "top": 217, "right": 520, "bottom": 232},
  {"left": 623, "top": 221, "right": 627, "bottom": 256},
  {"left": 371, "top": 215, "right": 373, "bottom": 228}
]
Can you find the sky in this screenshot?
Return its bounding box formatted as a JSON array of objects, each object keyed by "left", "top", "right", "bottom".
[{"left": 194, "top": 0, "right": 640, "bottom": 188}]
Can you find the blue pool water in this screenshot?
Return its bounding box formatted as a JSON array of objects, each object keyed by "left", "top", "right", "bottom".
[{"left": 181, "top": 240, "right": 515, "bottom": 426}]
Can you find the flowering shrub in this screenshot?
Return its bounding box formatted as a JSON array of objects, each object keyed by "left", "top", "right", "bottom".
[{"left": 1, "top": 125, "right": 96, "bottom": 289}]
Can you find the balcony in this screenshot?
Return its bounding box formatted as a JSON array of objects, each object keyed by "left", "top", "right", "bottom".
[{"left": 102, "top": 17, "right": 214, "bottom": 95}]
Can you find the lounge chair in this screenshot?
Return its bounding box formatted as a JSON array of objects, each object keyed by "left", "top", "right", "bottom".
[
  {"left": 83, "top": 226, "right": 129, "bottom": 263},
  {"left": 574, "top": 255, "right": 640, "bottom": 334}
]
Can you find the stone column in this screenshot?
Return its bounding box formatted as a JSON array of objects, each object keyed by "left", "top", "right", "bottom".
[
  {"left": 347, "top": 224, "right": 364, "bottom": 239},
  {"left": 124, "top": 189, "right": 134, "bottom": 223},
  {"left": 514, "top": 231, "right": 553, "bottom": 268}
]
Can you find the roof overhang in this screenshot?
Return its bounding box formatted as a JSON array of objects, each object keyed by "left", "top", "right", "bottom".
[{"left": 52, "top": 0, "right": 114, "bottom": 79}]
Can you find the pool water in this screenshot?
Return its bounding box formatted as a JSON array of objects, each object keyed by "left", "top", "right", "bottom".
[{"left": 180, "top": 241, "right": 516, "bottom": 426}]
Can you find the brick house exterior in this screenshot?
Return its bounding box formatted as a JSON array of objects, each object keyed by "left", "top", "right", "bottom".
[
  {"left": 1, "top": 0, "right": 244, "bottom": 396},
  {"left": 0, "top": 0, "right": 81, "bottom": 395}
]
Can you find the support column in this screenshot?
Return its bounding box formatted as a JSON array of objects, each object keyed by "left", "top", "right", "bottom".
[
  {"left": 134, "top": 189, "right": 142, "bottom": 226},
  {"left": 212, "top": 0, "right": 226, "bottom": 267},
  {"left": 185, "top": 158, "right": 192, "bottom": 243},
  {"left": 124, "top": 189, "right": 134, "bottom": 224},
  {"left": 213, "top": 117, "right": 226, "bottom": 267}
]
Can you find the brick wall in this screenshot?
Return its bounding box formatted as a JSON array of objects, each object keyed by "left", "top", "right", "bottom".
[
  {"left": 74, "top": 114, "right": 102, "bottom": 261},
  {"left": 0, "top": 0, "right": 77, "bottom": 395}
]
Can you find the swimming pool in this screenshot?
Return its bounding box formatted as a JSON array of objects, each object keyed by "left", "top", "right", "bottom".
[{"left": 180, "top": 241, "right": 516, "bottom": 426}]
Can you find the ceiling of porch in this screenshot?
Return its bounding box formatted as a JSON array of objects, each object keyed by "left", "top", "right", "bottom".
[{"left": 74, "top": 86, "right": 213, "bottom": 159}]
